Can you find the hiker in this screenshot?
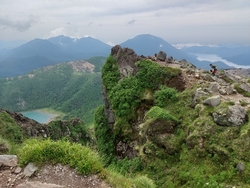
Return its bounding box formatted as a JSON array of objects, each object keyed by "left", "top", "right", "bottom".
[{"left": 210, "top": 64, "right": 217, "bottom": 76}]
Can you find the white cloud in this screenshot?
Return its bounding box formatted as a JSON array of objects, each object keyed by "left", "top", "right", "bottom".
[
  {"left": 0, "top": 0, "right": 249, "bottom": 45},
  {"left": 50, "top": 27, "right": 66, "bottom": 37}
]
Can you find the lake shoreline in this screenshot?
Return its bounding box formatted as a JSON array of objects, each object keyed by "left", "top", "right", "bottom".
[{"left": 21, "top": 109, "right": 62, "bottom": 124}]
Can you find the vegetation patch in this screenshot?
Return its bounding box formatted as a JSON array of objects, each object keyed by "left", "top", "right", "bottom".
[
  {"left": 154, "top": 85, "right": 178, "bottom": 107},
  {"left": 18, "top": 139, "right": 103, "bottom": 175},
  {"left": 0, "top": 110, "right": 23, "bottom": 143},
  {"left": 145, "top": 106, "right": 178, "bottom": 123}
]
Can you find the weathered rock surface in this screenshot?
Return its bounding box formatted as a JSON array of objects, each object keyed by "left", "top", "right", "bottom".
[
  {"left": 0, "top": 155, "right": 17, "bottom": 167},
  {"left": 0, "top": 109, "right": 49, "bottom": 138},
  {"left": 156, "top": 51, "right": 167, "bottom": 61},
  {"left": 212, "top": 105, "right": 248, "bottom": 126},
  {"left": 23, "top": 162, "right": 38, "bottom": 177},
  {"left": 203, "top": 95, "right": 221, "bottom": 107}
]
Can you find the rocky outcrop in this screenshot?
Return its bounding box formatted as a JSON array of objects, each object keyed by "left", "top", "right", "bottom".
[
  {"left": 101, "top": 45, "right": 250, "bottom": 164},
  {"left": 111, "top": 45, "right": 141, "bottom": 78},
  {"left": 212, "top": 105, "right": 248, "bottom": 126},
  {"left": 0, "top": 109, "right": 48, "bottom": 138}
]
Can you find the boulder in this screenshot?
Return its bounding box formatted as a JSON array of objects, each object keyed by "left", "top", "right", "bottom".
[
  {"left": 219, "top": 88, "right": 227, "bottom": 95},
  {"left": 191, "top": 88, "right": 209, "bottom": 107},
  {"left": 179, "top": 59, "right": 196, "bottom": 69},
  {"left": 203, "top": 95, "right": 221, "bottom": 107},
  {"left": 207, "top": 82, "right": 220, "bottom": 94},
  {"left": 226, "top": 85, "right": 235, "bottom": 95},
  {"left": 167, "top": 56, "right": 173, "bottom": 63},
  {"left": 236, "top": 163, "right": 245, "bottom": 173},
  {"left": 156, "top": 51, "right": 167, "bottom": 61},
  {"left": 0, "top": 155, "right": 17, "bottom": 167},
  {"left": 23, "top": 162, "right": 38, "bottom": 177},
  {"left": 212, "top": 104, "right": 248, "bottom": 126}
]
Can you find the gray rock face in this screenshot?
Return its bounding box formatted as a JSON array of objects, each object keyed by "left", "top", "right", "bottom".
[
  {"left": 207, "top": 82, "right": 220, "bottom": 94},
  {"left": 102, "top": 86, "right": 115, "bottom": 127},
  {"left": 203, "top": 95, "right": 221, "bottom": 107},
  {"left": 111, "top": 45, "right": 141, "bottom": 78},
  {"left": 116, "top": 140, "right": 138, "bottom": 159},
  {"left": 167, "top": 56, "right": 173, "bottom": 63},
  {"left": 156, "top": 51, "right": 167, "bottom": 61},
  {"left": 212, "top": 105, "right": 248, "bottom": 126},
  {"left": 236, "top": 163, "right": 245, "bottom": 173},
  {"left": 191, "top": 88, "right": 209, "bottom": 107},
  {"left": 0, "top": 155, "right": 17, "bottom": 167},
  {"left": 226, "top": 85, "right": 235, "bottom": 95},
  {"left": 179, "top": 59, "right": 196, "bottom": 69},
  {"left": 219, "top": 88, "right": 227, "bottom": 95},
  {"left": 23, "top": 162, "right": 38, "bottom": 177},
  {"left": 239, "top": 82, "right": 250, "bottom": 93}
]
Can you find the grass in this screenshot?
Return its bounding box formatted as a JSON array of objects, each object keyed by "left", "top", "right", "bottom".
[
  {"left": 0, "top": 136, "right": 10, "bottom": 154},
  {"left": 18, "top": 138, "right": 156, "bottom": 188},
  {"left": 18, "top": 139, "right": 103, "bottom": 175}
]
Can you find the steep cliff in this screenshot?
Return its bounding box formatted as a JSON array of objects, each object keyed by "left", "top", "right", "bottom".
[{"left": 96, "top": 45, "right": 250, "bottom": 187}]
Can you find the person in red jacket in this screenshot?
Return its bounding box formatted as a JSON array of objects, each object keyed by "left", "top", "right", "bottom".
[{"left": 210, "top": 64, "right": 218, "bottom": 76}]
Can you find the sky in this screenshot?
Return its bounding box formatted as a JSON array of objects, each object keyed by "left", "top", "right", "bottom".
[{"left": 0, "top": 0, "right": 250, "bottom": 46}]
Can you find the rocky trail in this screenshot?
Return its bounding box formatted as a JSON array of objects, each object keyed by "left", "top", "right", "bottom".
[{"left": 0, "top": 155, "right": 110, "bottom": 188}]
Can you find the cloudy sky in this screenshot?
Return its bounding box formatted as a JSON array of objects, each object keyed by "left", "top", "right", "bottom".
[{"left": 0, "top": 0, "right": 249, "bottom": 46}]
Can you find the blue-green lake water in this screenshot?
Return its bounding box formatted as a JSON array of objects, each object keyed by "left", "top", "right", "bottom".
[{"left": 21, "top": 110, "right": 58, "bottom": 124}]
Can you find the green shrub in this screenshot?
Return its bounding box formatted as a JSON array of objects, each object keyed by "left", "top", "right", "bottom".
[
  {"left": 132, "top": 175, "right": 156, "bottom": 188},
  {"left": 154, "top": 85, "right": 178, "bottom": 107},
  {"left": 109, "top": 76, "right": 141, "bottom": 118},
  {"left": 145, "top": 106, "right": 178, "bottom": 122},
  {"left": 102, "top": 56, "right": 120, "bottom": 92},
  {"left": 0, "top": 111, "right": 23, "bottom": 143},
  {"left": 105, "top": 169, "right": 156, "bottom": 188},
  {"left": 47, "top": 118, "right": 90, "bottom": 145},
  {"left": 108, "top": 157, "right": 143, "bottom": 176},
  {"left": 18, "top": 139, "right": 103, "bottom": 175},
  {"left": 136, "top": 60, "right": 180, "bottom": 90},
  {"left": 94, "top": 105, "right": 115, "bottom": 165}
]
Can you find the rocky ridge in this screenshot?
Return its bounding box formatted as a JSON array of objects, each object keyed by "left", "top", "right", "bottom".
[{"left": 102, "top": 46, "right": 250, "bottom": 160}]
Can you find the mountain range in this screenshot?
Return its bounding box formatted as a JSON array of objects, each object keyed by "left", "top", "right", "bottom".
[{"left": 1, "top": 34, "right": 249, "bottom": 78}]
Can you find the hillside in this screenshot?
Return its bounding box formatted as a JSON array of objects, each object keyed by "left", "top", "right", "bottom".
[
  {"left": 95, "top": 45, "right": 250, "bottom": 187},
  {"left": 0, "top": 58, "right": 106, "bottom": 124},
  {"left": 1, "top": 46, "right": 250, "bottom": 187}
]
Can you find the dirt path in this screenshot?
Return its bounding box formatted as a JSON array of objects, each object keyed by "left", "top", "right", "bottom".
[{"left": 0, "top": 163, "right": 111, "bottom": 188}]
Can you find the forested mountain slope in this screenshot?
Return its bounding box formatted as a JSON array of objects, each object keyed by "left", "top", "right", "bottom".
[{"left": 0, "top": 58, "right": 106, "bottom": 124}]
